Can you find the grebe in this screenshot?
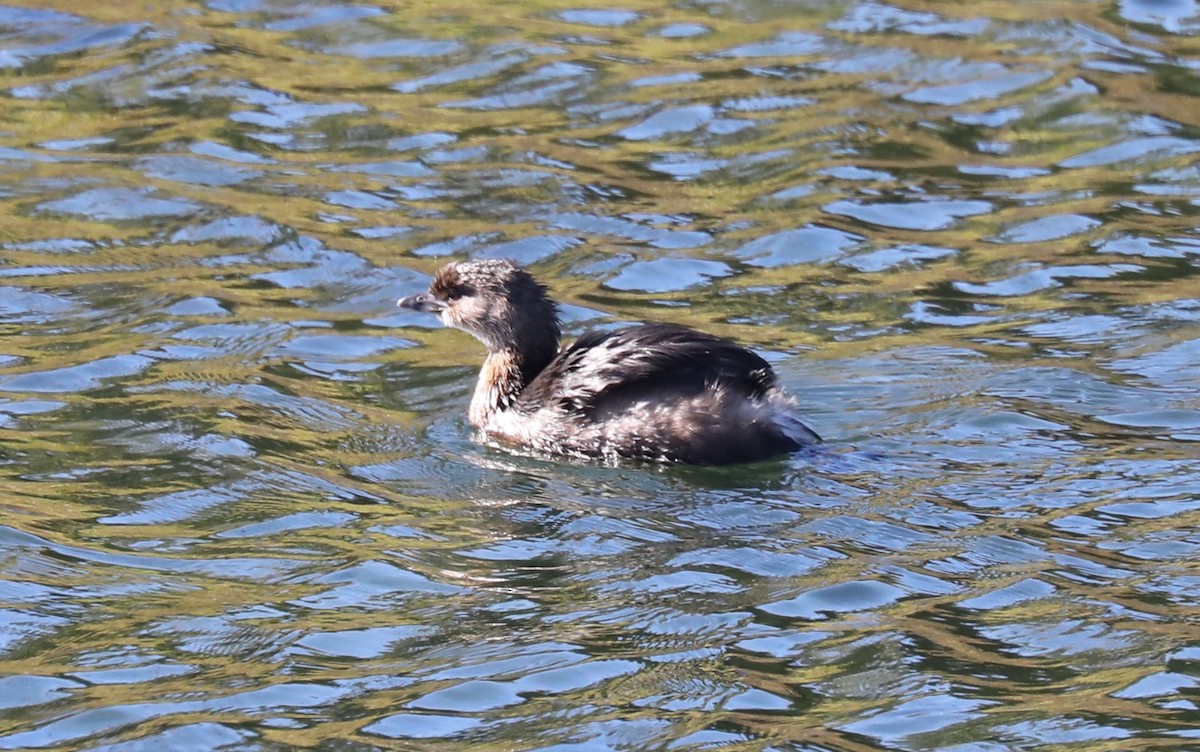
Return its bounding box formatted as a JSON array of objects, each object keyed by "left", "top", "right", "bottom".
[{"left": 398, "top": 259, "right": 819, "bottom": 464}]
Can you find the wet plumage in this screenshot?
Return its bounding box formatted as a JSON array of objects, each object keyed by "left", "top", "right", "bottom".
[{"left": 398, "top": 259, "right": 819, "bottom": 465}]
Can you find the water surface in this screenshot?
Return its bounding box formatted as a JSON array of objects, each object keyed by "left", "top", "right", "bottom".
[{"left": 1, "top": 0, "right": 1199, "bottom": 749}]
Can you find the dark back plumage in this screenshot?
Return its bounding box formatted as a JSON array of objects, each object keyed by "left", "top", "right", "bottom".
[{"left": 520, "top": 323, "right": 777, "bottom": 416}]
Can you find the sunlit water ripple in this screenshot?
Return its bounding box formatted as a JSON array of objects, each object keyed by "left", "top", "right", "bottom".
[{"left": 1, "top": 0, "right": 1198, "bottom": 749}]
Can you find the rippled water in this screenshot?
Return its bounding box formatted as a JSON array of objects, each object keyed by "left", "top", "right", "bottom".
[{"left": 2, "top": 0, "right": 1199, "bottom": 749}]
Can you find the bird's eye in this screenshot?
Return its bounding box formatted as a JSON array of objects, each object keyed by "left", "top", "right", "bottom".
[{"left": 445, "top": 285, "right": 470, "bottom": 300}]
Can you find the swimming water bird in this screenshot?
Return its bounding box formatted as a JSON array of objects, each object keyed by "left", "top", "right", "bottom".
[{"left": 398, "top": 259, "right": 820, "bottom": 465}]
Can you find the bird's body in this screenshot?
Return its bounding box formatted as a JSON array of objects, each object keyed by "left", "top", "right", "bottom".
[{"left": 399, "top": 259, "right": 819, "bottom": 465}]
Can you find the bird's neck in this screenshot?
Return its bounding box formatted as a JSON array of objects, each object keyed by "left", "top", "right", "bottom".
[
  {"left": 469, "top": 338, "right": 557, "bottom": 426},
  {"left": 470, "top": 349, "right": 525, "bottom": 426}
]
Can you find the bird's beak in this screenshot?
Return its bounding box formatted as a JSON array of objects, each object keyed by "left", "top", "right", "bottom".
[{"left": 397, "top": 292, "right": 446, "bottom": 313}]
